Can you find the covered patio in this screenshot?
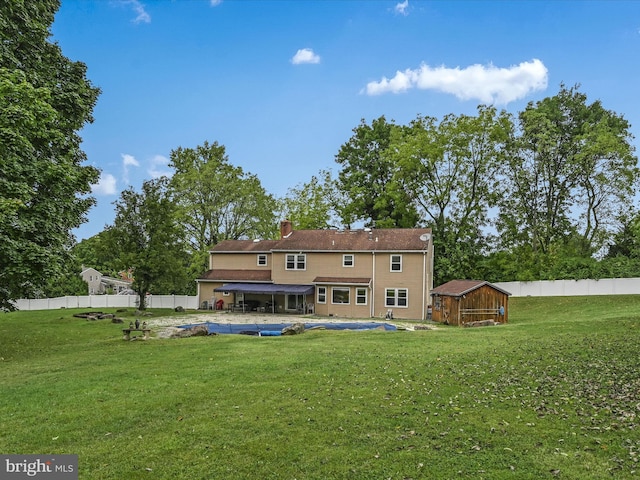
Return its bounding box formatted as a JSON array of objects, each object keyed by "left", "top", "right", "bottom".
[{"left": 213, "top": 283, "right": 315, "bottom": 314}]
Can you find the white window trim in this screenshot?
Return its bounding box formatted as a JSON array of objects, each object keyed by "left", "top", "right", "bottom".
[
  {"left": 317, "top": 286, "right": 327, "bottom": 304},
  {"left": 342, "top": 254, "right": 354, "bottom": 268},
  {"left": 385, "top": 288, "right": 408, "bottom": 308},
  {"left": 356, "top": 287, "right": 367, "bottom": 305},
  {"left": 331, "top": 287, "right": 350, "bottom": 305},
  {"left": 390, "top": 254, "right": 402, "bottom": 272},
  {"left": 285, "top": 253, "right": 306, "bottom": 271},
  {"left": 257, "top": 254, "right": 267, "bottom": 266}
]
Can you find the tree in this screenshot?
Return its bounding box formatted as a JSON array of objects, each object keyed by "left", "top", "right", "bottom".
[
  {"left": 497, "top": 85, "right": 638, "bottom": 259},
  {"left": 388, "top": 106, "right": 511, "bottom": 283},
  {"left": 107, "top": 178, "right": 189, "bottom": 309},
  {"left": 278, "top": 169, "right": 342, "bottom": 230},
  {"left": 0, "top": 1, "right": 100, "bottom": 310},
  {"left": 335, "top": 116, "right": 420, "bottom": 228},
  {"left": 73, "top": 231, "right": 122, "bottom": 277},
  {"left": 169, "top": 141, "right": 278, "bottom": 276}
]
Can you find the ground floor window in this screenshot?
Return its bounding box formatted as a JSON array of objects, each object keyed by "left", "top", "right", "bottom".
[
  {"left": 385, "top": 288, "right": 408, "bottom": 307},
  {"left": 332, "top": 287, "right": 350, "bottom": 304},
  {"left": 356, "top": 287, "right": 367, "bottom": 305},
  {"left": 317, "top": 286, "right": 326, "bottom": 304}
]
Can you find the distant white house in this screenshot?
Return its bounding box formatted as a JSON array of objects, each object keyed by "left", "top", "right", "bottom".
[{"left": 80, "top": 267, "right": 134, "bottom": 295}]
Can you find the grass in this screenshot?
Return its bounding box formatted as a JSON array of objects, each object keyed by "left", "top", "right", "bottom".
[{"left": 1, "top": 298, "right": 639, "bottom": 479}]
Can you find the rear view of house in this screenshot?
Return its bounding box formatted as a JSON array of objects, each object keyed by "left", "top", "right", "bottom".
[
  {"left": 197, "top": 221, "right": 434, "bottom": 320},
  {"left": 430, "top": 280, "right": 510, "bottom": 326}
]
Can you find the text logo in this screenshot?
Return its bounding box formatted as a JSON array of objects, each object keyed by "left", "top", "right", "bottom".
[{"left": 1, "top": 455, "right": 78, "bottom": 479}]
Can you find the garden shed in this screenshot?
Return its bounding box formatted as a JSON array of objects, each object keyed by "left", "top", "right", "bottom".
[{"left": 430, "top": 280, "right": 510, "bottom": 326}]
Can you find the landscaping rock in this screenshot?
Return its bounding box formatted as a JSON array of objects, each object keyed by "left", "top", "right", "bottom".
[
  {"left": 174, "top": 306, "right": 185, "bottom": 313},
  {"left": 282, "top": 322, "right": 305, "bottom": 335},
  {"left": 112, "top": 317, "right": 124, "bottom": 324},
  {"left": 170, "top": 325, "right": 212, "bottom": 338}
]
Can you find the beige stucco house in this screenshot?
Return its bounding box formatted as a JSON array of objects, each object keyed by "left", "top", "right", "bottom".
[{"left": 196, "top": 221, "right": 433, "bottom": 320}]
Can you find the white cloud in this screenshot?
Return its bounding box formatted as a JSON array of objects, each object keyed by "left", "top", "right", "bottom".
[
  {"left": 210, "top": 0, "right": 223, "bottom": 5},
  {"left": 121, "top": 153, "right": 140, "bottom": 184},
  {"left": 118, "top": 0, "right": 150, "bottom": 24},
  {"left": 395, "top": 0, "right": 409, "bottom": 16},
  {"left": 92, "top": 173, "right": 117, "bottom": 196},
  {"left": 147, "top": 155, "right": 172, "bottom": 179},
  {"left": 291, "top": 48, "right": 321, "bottom": 65},
  {"left": 363, "top": 58, "right": 548, "bottom": 104}
]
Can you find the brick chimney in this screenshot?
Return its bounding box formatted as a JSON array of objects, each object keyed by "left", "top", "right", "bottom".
[{"left": 280, "top": 219, "right": 293, "bottom": 239}]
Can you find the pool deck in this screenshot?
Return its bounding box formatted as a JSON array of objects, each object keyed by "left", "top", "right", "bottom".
[{"left": 148, "top": 311, "right": 425, "bottom": 337}]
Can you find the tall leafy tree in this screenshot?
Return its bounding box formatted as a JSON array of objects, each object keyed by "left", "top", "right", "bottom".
[
  {"left": 335, "top": 116, "right": 419, "bottom": 228},
  {"left": 107, "top": 178, "right": 189, "bottom": 309},
  {"left": 498, "top": 85, "right": 637, "bottom": 259},
  {"left": 388, "top": 106, "right": 511, "bottom": 283},
  {"left": 278, "top": 169, "right": 342, "bottom": 230},
  {"left": 169, "top": 141, "right": 278, "bottom": 276},
  {"left": 0, "top": 1, "right": 100, "bottom": 310}
]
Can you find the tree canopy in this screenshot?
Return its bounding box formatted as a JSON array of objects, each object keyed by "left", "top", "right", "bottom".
[
  {"left": 106, "top": 178, "right": 190, "bottom": 309},
  {"left": 0, "top": 0, "right": 100, "bottom": 309},
  {"left": 332, "top": 86, "right": 637, "bottom": 284},
  {"left": 168, "top": 141, "right": 278, "bottom": 276}
]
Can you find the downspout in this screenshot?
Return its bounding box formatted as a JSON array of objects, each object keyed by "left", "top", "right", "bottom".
[
  {"left": 371, "top": 252, "right": 376, "bottom": 318},
  {"left": 422, "top": 251, "right": 426, "bottom": 320}
]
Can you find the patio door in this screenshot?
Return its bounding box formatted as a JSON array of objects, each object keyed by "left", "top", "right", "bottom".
[{"left": 286, "top": 294, "right": 304, "bottom": 311}]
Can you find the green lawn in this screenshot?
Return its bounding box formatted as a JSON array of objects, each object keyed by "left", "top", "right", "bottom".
[{"left": 1, "top": 298, "right": 639, "bottom": 479}]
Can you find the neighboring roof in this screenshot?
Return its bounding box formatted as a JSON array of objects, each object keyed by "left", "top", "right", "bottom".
[
  {"left": 197, "top": 269, "right": 272, "bottom": 282},
  {"left": 213, "top": 283, "right": 315, "bottom": 295},
  {"left": 211, "top": 228, "right": 432, "bottom": 253},
  {"left": 80, "top": 267, "right": 101, "bottom": 275},
  {"left": 313, "top": 276, "right": 372, "bottom": 285},
  {"left": 431, "top": 280, "right": 511, "bottom": 297},
  {"left": 101, "top": 276, "right": 133, "bottom": 287}
]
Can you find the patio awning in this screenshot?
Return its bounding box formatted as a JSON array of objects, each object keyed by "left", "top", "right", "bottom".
[{"left": 214, "top": 283, "right": 315, "bottom": 295}]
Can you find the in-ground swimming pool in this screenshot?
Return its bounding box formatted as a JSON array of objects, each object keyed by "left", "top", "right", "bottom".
[{"left": 178, "top": 322, "right": 397, "bottom": 335}]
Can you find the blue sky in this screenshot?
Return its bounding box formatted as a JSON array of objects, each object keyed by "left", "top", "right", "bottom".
[{"left": 51, "top": 0, "right": 640, "bottom": 241}]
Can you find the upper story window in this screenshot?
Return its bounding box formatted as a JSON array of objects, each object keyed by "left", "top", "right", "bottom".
[
  {"left": 257, "top": 254, "right": 267, "bottom": 266},
  {"left": 390, "top": 254, "right": 402, "bottom": 272},
  {"left": 286, "top": 253, "right": 306, "bottom": 270},
  {"left": 343, "top": 254, "right": 354, "bottom": 267}
]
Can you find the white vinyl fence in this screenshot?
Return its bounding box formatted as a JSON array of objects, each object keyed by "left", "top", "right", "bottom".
[
  {"left": 13, "top": 295, "right": 199, "bottom": 311},
  {"left": 11, "top": 278, "right": 640, "bottom": 310},
  {"left": 494, "top": 278, "right": 640, "bottom": 297}
]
